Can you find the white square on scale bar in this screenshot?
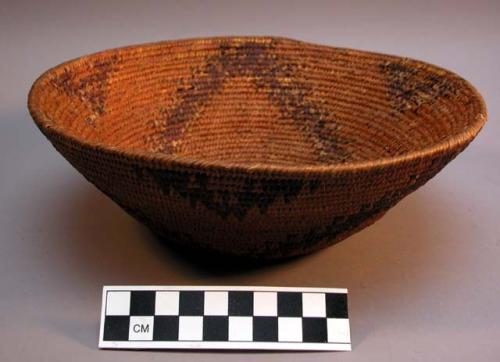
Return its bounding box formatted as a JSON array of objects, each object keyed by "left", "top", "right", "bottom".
[
  {"left": 129, "top": 316, "right": 154, "bottom": 341},
  {"left": 204, "top": 291, "right": 228, "bottom": 315},
  {"left": 327, "top": 318, "right": 351, "bottom": 343},
  {"left": 302, "top": 292, "right": 326, "bottom": 317},
  {"left": 106, "top": 291, "right": 130, "bottom": 316},
  {"left": 228, "top": 316, "right": 253, "bottom": 341},
  {"left": 253, "top": 292, "right": 277, "bottom": 316},
  {"left": 155, "top": 291, "right": 179, "bottom": 315},
  {"left": 178, "top": 316, "right": 203, "bottom": 341},
  {"left": 278, "top": 317, "right": 302, "bottom": 342}
]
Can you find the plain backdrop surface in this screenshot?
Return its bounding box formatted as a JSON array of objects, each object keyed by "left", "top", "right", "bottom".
[{"left": 1, "top": 1, "right": 499, "bottom": 361}]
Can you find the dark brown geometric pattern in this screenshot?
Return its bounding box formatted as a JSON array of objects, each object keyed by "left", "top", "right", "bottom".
[
  {"left": 147, "top": 167, "right": 315, "bottom": 220},
  {"left": 51, "top": 55, "right": 118, "bottom": 116},
  {"left": 161, "top": 40, "right": 348, "bottom": 162},
  {"left": 379, "top": 60, "right": 459, "bottom": 115}
]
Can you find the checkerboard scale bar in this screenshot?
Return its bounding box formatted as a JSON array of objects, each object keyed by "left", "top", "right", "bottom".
[{"left": 99, "top": 286, "right": 350, "bottom": 351}]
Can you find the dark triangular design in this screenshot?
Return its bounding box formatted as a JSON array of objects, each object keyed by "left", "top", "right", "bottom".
[
  {"left": 380, "top": 61, "right": 458, "bottom": 114},
  {"left": 160, "top": 40, "right": 348, "bottom": 162},
  {"left": 52, "top": 55, "right": 118, "bottom": 115},
  {"left": 145, "top": 167, "right": 321, "bottom": 221}
]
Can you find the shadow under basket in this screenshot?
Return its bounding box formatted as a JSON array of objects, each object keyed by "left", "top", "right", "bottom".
[{"left": 28, "top": 36, "right": 487, "bottom": 259}]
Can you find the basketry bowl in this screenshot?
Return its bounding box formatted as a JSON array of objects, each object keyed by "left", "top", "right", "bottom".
[{"left": 28, "top": 36, "right": 486, "bottom": 259}]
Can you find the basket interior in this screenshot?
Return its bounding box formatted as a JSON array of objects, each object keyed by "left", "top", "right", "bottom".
[{"left": 30, "top": 37, "right": 482, "bottom": 167}]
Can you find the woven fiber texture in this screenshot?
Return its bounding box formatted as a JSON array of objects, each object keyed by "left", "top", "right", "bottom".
[{"left": 28, "top": 36, "right": 487, "bottom": 259}]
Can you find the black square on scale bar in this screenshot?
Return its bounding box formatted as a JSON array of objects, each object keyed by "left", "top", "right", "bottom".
[
  {"left": 153, "top": 316, "right": 179, "bottom": 341},
  {"left": 302, "top": 317, "right": 327, "bottom": 343},
  {"left": 103, "top": 316, "right": 130, "bottom": 341},
  {"left": 253, "top": 317, "right": 278, "bottom": 341},
  {"left": 326, "top": 293, "right": 348, "bottom": 318},
  {"left": 203, "top": 316, "right": 229, "bottom": 341},
  {"left": 278, "top": 292, "right": 302, "bottom": 317},
  {"left": 228, "top": 291, "right": 253, "bottom": 316},
  {"left": 130, "top": 291, "right": 155, "bottom": 316},
  {"left": 179, "top": 291, "right": 204, "bottom": 315}
]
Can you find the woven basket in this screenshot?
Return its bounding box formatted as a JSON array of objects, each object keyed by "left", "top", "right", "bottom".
[{"left": 28, "top": 36, "right": 487, "bottom": 259}]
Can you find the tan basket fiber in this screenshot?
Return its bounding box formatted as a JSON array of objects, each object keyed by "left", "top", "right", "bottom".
[{"left": 28, "top": 36, "right": 487, "bottom": 259}]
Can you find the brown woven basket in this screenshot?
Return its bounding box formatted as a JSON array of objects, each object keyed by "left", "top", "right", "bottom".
[{"left": 28, "top": 36, "right": 487, "bottom": 259}]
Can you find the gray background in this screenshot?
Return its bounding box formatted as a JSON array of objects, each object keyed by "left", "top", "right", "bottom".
[{"left": 1, "top": 0, "right": 499, "bottom": 360}]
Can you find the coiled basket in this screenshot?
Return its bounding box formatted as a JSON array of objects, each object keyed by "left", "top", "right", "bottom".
[{"left": 28, "top": 36, "right": 487, "bottom": 259}]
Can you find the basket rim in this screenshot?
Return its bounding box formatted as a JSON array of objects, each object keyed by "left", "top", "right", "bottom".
[{"left": 27, "top": 35, "right": 488, "bottom": 176}]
